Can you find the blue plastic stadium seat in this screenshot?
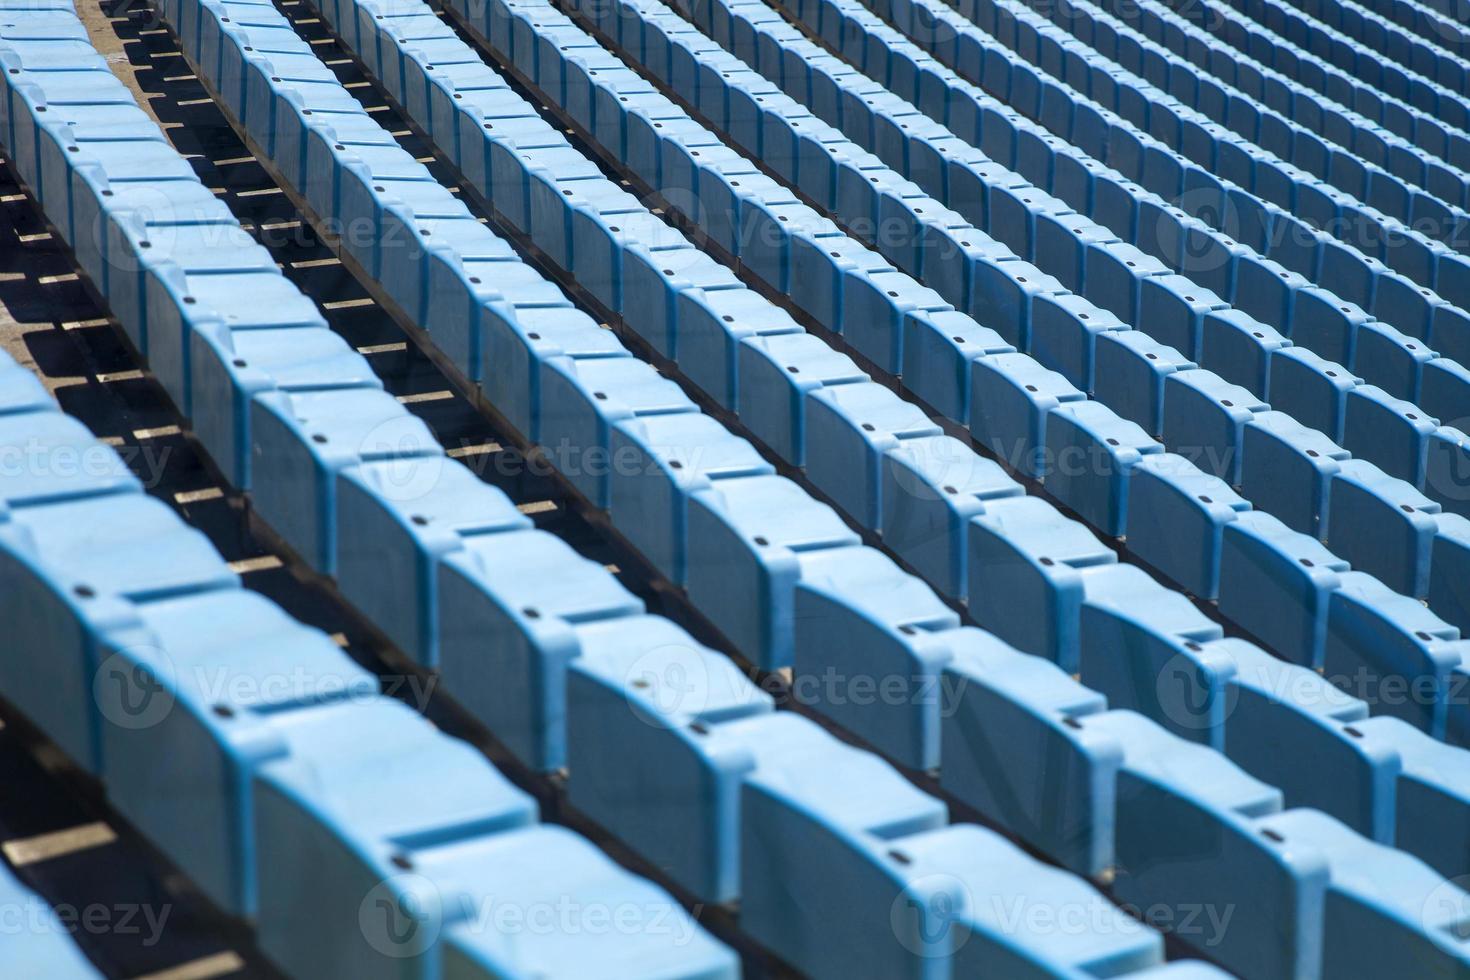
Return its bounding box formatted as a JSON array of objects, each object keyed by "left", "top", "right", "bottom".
[
  {"left": 1028, "top": 291, "right": 1127, "bottom": 393},
  {"left": 1093, "top": 329, "right": 1196, "bottom": 438},
  {"left": 1078, "top": 563, "right": 1228, "bottom": 742},
  {"left": 938, "top": 627, "right": 1115, "bottom": 875},
  {"left": 1086, "top": 710, "right": 1320, "bottom": 979},
  {"left": 967, "top": 257, "right": 1065, "bottom": 349},
  {"left": 1161, "top": 369, "right": 1267, "bottom": 483},
  {"left": 566, "top": 614, "right": 775, "bottom": 902},
  {"left": 900, "top": 308, "right": 1013, "bottom": 422},
  {"left": 1266, "top": 345, "right": 1361, "bottom": 445},
  {"left": 1267, "top": 809, "right": 1470, "bottom": 979},
  {"left": 250, "top": 387, "right": 441, "bottom": 573},
  {"left": 1083, "top": 239, "right": 1168, "bottom": 324},
  {"left": 794, "top": 547, "right": 959, "bottom": 768},
  {"left": 1420, "top": 358, "right": 1470, "bottom": 431},
  {"left": 1323, "top": 571, "right": 1470, "bottom": 739},
  {"left": 335, "top": 458, "right": 531, "bottom": 666},
  {"left": 484, "top": 305, "right": 624, "bottom": 443},
  {"left": 1042, "top": 400, "right": 1162, "bottom": 536},
  {"left": 739, "top": 716, "right": 1161, "bottom": 978},
  {"left": 970, "top": 352, "right": 1085, "bottom": 477},
  {"left": 967, "top": 496, "right": 1116, "bottom": 669},
  {"left": 737, "top": 332, "right": 866, "bottom": 466},
  {"left": 804, "top": 380, "right": 942, "bottom": 531},
  {"left": 880, "top": 434, "right": 1024, "bottom": 600},
  {"left": 736, "top": 717, "right": 945, "bottom": 975},
  {"left": 1215, "top": 637, "right": 1404, "bottom": 837},
  {"left": 1126, "top": 452, "right": 1248, "bottom": 599},
  {"left": 1201, "top": 310, "right": 1290, "bottom": 399},
  {"left": 100, "top": 589, "right": 378, "bottom": 915},
  {"left": 0, "top": 491, "right": 236, "bottom": 773},
  {"left": 1352, "top": 320, "right": 1434, "bottom": 403},
  {"left": 1137, "top": 273, "right": 1228, "bottom": 361},
  {"left": 190, "top": 322, "right": 377, "bottom": 490},
  {"left": 1231, "top": 256, "right": 1300, "bottom": 336},
  {"left": 608, "top": 413, "right": 773, "bottom": 586},
  {"left": 1431, "top": 514, "right": 1470, "bottom": 642},
  {"left": 1425, "top": 425, "right": 1470, "bottom": 520},
  {"left": 254, "top": 697, "right": 733, "bottom": 979},
  {"left": 1284, "top": 287, "right": 1368, "bottom": 368},
  {"left": 686, "top": 474, "right": 862, "bottom": 670},
  {"left": 1240, "top": 410, "right": 1348, "bottom": 538},
  {"left": 1328, "top": 458, "right": 1441, "bottom": 598},
  {"left": 675, "top": 286, "right": 804, "bottom": 411},
  {"left": 1341, "top": 384, "right": 1438, "bottom": 485},
  {"left": 437, "top": 526, "right": 645, "bottom": 770},
  {"left": 539, "top": 354, "right": 699, "bottom": 507},
  {"left": 1218, "top": 510, "right": 1348, "bottom": 668}
]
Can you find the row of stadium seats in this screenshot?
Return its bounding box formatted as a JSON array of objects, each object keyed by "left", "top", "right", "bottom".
[
  {"left": 849, "top": 0, "right": 1470, "bottom": 348},
  {"left": 5, "top": 4, "right": 1245, "bottom": 979},
  {"left": 750, "top": 0, "right": 1470, "bottom": 550},
  {"left": 414, "top": 0, "right": 1470, "bottom": 752},
  {"left": 232, "top": 0, "right": 1470, "bottom": 975},
  {"left": 735, "top": 0, "right": 1470, "bottom": 667},
  {"left": 1283, "top": 0, "right": 1470, "bottom": 94},
  {"left": 1235, "top": 0, "right": 1470, "bottom": 105},
  {"left": 876, "top": 0, "right": 1470, "bottom": 362},
  {"left": 571, "top": 0, "right": 1470, "bottom": 870},
  {"left": 1044, "top": 0, "right": 1470, "bottom": 220},
  {"left": 1142, "top": 0, "right": 1470, "bottom": 170},
  {"left": 592, "top": 0, "right": 1470, "bottom": 638},
  {"left": 10, "top": 0, "right": 1470, "bottom": 976},
  {"left": 940, "top": 0, "right": 1470, "bottom": 262},
  {"left": 0, "top": 9, "right": 744, "bottom": 978},
  {"left": 198, "top": 0, "right": 1470, "bottom": 852},
  {"left": 1366, "top": 0, "right": 1469, "bottom": 27},
  {"left": 0, "top": 335, "right": 728, "bottom": 976},
  {"left": 1328, "top": 0, "right": 1470, "bottom": 56},
  {"left": 1048, "top": 0, "right": 1470, "bottom": 408}
]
